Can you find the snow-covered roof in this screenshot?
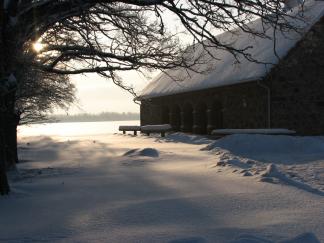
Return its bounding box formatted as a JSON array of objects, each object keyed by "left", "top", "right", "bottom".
[{"left": 139, "top": 0, "right": 324, "bottom": 100}]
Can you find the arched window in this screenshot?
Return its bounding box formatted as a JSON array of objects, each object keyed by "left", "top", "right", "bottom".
[
  {"left": 194, "top": 102, "right": 208, "bottom": 134},
  {"left": 161, "top": 106, "right": 170, "bottom": 124},
  {"left": 208, "top": 100, "right": 223, "bottom": 133},
  {"left": 182, "top": 103, "right": 194, "bottom": 132},
  {"left": 170, "top": 105, "right": 181, "bottom": 131}
]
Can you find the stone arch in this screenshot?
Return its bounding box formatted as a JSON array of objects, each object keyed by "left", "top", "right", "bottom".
[
  {"left": 193, "top": 102, "right": 208, "bottom": 134},
  {"left": 170, "top": 104, "right": 181, "bottom": 131},
  {"left": 161, "top": 106, "right": 170, "bottom": 124},
  {"left": 181, "top": 103, "right": 194, "bottom": 132},
  {"left": 207, "top": 100, "right": 223, "bottom": 134}
]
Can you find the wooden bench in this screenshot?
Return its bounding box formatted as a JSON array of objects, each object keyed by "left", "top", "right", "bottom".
[
  {"left": 119, "top": 125, "right": 141, "bottom": 136},
  {"left": 141, "top": 124, "right": 172, "bottom": 137}
]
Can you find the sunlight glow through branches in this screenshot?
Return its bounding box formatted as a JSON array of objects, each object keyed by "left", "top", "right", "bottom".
[{"left": 33, "top": 42, "right": 44, "bottom": 52}]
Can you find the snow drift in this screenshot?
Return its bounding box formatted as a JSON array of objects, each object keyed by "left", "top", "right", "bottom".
[
  {"left": 123, "top": 148, "right": 160, "bottom": 157},
  {"left": 204, "top": 134, "right": 324, "bottom": 164},
  {"left": 203, "top": 134, "right": 324, "bottom": 194}
]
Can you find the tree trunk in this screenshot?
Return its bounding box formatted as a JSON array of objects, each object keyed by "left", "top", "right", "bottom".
[
  {"left": 0, "top": 114, "right": 10, "bottom": 195},
  {"left": 0, "top": 92, "right": 19, "bottom": 195},
  {"left": 12, "top": 114, "right": 20, "bottom": 164},
  {"left": 0, "top": 0, "right": 22, "bottom": 194},
  {"left": 0, "top": 97, "right": 17, "bottom": 195},
  {"left": 0, "top": 0, "right": 10, "bottom": 195},
  {"left": 0, "top": 162, "right": 10, "bottom": 195},
  {"left": 4, "top": 111, "right": 18, "bottom": 169}
]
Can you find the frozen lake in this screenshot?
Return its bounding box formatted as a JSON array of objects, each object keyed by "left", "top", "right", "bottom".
[{"left": 18, "top": 120, "right": 140, "bottom": 137}]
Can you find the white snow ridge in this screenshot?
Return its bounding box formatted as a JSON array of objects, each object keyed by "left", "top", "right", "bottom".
[
  {"left": 203, "top": 134, "right": 324, "bottom": 195},
  {"left": 123, "top": 147, "right": 160, "bottom": 157}
]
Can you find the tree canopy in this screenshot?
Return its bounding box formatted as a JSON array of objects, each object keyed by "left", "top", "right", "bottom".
[
  {"left": 15, "top": 68, "right": 75, "bottom": 125},
  {"left": 3, "top": 0, "right": 301, "bottom": 82}
]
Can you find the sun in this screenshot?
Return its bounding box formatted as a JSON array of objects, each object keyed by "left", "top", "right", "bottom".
[{"left": 33, "top": 42, "right": 44, "bottom": 52}]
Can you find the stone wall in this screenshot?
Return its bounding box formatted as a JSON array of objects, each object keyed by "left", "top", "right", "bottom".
[
  {"left": 140, "top": 82, "right": 268, "bottom": 134},
  {"left": 267, "top": 16, "right": 324, "bottom": 135}
]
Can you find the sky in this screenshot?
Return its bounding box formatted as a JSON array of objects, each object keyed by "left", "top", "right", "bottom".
[
  {"left": 54, "top": 7, "right": 203, "bottom": 115},
  {"left": 56, "top": 71, "right": 151, "bottom": 115},
  {"left": 55, "top": 11, "right": 182, "bottom": 115}
]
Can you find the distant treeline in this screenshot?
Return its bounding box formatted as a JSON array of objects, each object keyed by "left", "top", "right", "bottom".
[{"left": 50, "top": 112, "right": 140, "bottom": 123}]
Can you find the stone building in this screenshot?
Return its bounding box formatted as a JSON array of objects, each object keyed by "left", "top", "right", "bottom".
[{"left": 137, "top": 1, "right": 324, "bottom": 135}]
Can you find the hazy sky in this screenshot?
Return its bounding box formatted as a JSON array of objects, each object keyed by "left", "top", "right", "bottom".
[
  {"left": 55, "top": 10, "right": 194, "bottom": 115},
  {"left": 57, "top": 71, "right": 151, "bottom": 115},
  {"left": 55, "top": 11, "right": 184, "bottom": 115}
]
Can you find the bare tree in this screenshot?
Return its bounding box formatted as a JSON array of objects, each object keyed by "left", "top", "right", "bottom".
[
  {"left": 7, "top": 68, "right": 75, "bottom": 165},
  {"left": 0, "top": 0, "right": 301, "bottom": 194},
  {"left": 16, "top": 69, "right": 75, "bottom": 126}
]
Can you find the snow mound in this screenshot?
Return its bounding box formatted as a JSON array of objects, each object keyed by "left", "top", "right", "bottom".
[
  {"left": 123, "top": 148, "right": 159, "bottom": 157},
  {"left": 204, "top": 134, "right": 324, "bottom": 163},
  {"left": 204, "top": 135, "right": 324, "bottom": 194},
  {"left": 261, "top": 163, "right": 282, "bottom": 177},
  {"left": 259, "top": 164, "right": 324, "bottom": 195},
  {"left": 280, "top": 232, "right": 320, "bottom": 243},
  {"left": 231, "top": 234, "right": 272, "bottom": 243},
  {"left": 168, "top": 236, "right": 206, "bottom": 243},
  {"left": 231, "top": 232, "right": 320, "bottom": 243}
]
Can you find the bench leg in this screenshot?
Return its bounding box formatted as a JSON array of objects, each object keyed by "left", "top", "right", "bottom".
[
  {"left": 161, "top": 131, "right": 165, "bottom": 137},
  {"left": 123, "top": 131, "right": 126, "bottom": 134},
  {"left": 134, "top": 131, "right": 137, "bottom": 136}
]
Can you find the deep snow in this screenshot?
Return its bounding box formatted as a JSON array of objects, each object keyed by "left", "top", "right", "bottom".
[
  {"left": 0, "top": 129, "right": 323, "bottom": 242},
  {"left": 203, "top": 134, "right": 324, "bottom": 195}
]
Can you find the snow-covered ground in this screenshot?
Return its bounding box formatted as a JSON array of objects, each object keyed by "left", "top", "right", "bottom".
[
  {"left": 203, "top": 134, "right": 324, "bottom": 195},
  {"left": 0, "top": 125, "right": 323, "bottom": 242}
]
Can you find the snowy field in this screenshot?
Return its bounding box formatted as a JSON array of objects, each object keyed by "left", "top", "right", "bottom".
[{"left": 0, "top": 121, "right": 323, "bottom": 243}]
